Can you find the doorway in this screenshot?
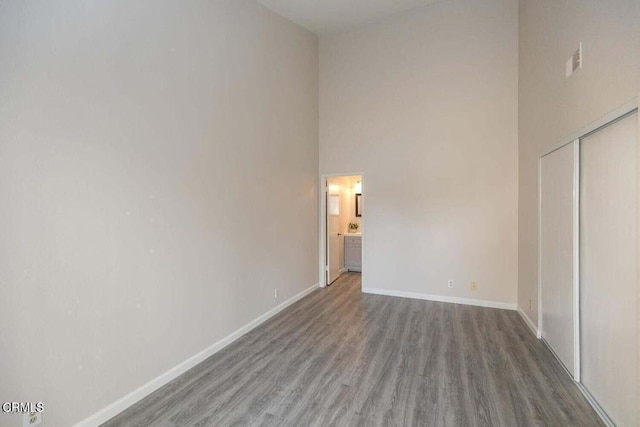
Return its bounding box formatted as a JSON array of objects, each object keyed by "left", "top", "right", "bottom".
[{"left": 320, "top": 174, "right": 363, "bottom": 287}]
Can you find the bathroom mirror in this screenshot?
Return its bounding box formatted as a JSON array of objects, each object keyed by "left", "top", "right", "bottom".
[{"left": 355, "top": 193, "right": 362, "bottom": 217}]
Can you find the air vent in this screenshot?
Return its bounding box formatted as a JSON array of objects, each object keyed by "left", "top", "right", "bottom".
[{"left": 566, "top": 43, "right": 582, "bottom": 78}]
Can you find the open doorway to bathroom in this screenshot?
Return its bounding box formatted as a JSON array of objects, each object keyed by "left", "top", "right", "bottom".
[{"left": 320, "top": 174, "right": 363, "bottom": 287}]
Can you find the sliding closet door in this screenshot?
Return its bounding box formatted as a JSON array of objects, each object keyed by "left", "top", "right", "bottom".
[
  {"left": 580, "top": 111, "right": 638, "bottom": 426},
  {"left": 540, "top": 142, "right": 576, "bottom": 376}
]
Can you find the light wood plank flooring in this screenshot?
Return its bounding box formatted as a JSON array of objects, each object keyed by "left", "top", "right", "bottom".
[{"left": 103, "top": 273, "right": 602, "bottom": 426}]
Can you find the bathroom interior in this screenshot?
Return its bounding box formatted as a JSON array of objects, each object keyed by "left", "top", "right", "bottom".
[{"left": 326, "top": 175, "right": 362, "bottom": 285}]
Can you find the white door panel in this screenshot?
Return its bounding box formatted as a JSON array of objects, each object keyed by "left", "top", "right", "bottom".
[
  {"left": 327, "top": 193, "right": 341, "bottom": 284},
  {"left": 540, "top": 142, "right": 576, "bottom": 376},
  {"left": 580, "top": 111, "right": 638, "bottom": 427}
]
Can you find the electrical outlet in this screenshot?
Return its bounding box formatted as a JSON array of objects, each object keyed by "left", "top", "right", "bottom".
[
  {"left": 274, "top": 289, "right": 278, "bottom": 299},
  {"left": 24, "top": 412, "right": 41, "bottom": 427},
  {"left": 471, "top": 282, "right": 478, "bottom": 291},
  {"left": 447, "top": 280, "right": 454, "bottom": 288}
]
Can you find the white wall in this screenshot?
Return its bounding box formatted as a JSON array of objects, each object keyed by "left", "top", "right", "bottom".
[
  {"left": 320, "top": 0, "right": 519, "bottom": 305},
  {"left": 518, "top": 0, "right": 640, "bottom": 326},
  {"left": 347, "top": 176, "right": 363, "bottom": 232},
  {"left": 0, "top": 1, "right": 318, "bottom": 426}
]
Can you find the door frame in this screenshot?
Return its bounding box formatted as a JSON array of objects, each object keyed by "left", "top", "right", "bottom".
[{"left": 319, "top": 172, "right": 364, "bottom": 287}]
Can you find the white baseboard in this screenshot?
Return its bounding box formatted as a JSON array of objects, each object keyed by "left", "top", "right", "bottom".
[
  {"left": 74, "top": 283, "right": 320, "bottom": 427},
  {"left": 362, "top": 287, "right": 516, "bottom": 311},
  {"left": 517, "top": 305, "right": 542, "bottom": 338},
  {"left": 339, "top": 267, "right": 347, "bottom": 274}
]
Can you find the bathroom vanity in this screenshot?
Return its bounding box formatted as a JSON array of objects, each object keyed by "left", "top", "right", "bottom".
[{"left": 344, "top": 233, "right": 362, "bottom": 272}]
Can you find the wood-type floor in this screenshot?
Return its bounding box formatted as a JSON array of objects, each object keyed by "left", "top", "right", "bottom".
[{"left": 103, "top": 273, "right": 602, "bottom": 426}]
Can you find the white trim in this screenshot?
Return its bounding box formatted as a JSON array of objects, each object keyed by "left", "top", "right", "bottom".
[
  {"left": 338, "top": 267, "right": 348, "bottom": 274},
  {"left": 319, "top": 172, "right": 364, "bottom": 288},
  {"left": 544, "top": 336, "right": 616, "bottom": 427},
  {"left": 362, "top": 287, "right": 516, "bottom": 310},
  {"left": 537, "top": 156, "right": 543, "bottom": 336},
  {"left": 540, "top": 97, "right": 638, "bottom": 158},
  {"left": 576, "top": 383, "right": 616, "bottom": 427},
  {"left": 319, "top": 177, "right": 326, "bottom": 287},
  {"left": 572, "top": 139, "right": 581, "bottom": 382},
  {"left": 73, "top": 283, "right": 320, "bottom": 427},
  {"left": 517, "top": 305, "right": 541, "bottom": 338}
]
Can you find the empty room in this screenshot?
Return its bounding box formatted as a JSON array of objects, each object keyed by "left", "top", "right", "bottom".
[{"left": 1, "top": 0, "right": 638, "bottom": 426}]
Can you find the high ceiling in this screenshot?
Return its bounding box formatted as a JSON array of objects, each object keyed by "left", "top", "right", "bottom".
[{"left": 255, "top": 0, "right": 442, "bottom": 35}]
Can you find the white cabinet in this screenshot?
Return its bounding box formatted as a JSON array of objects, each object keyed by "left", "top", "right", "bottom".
[{"left": 344, "top": 235, "right": 361, "bottom": 272}]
